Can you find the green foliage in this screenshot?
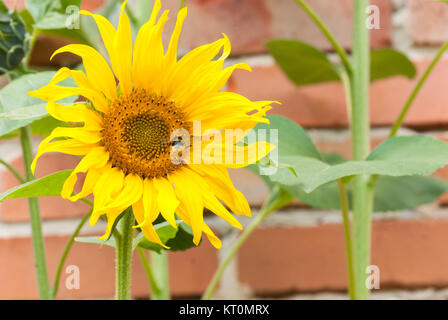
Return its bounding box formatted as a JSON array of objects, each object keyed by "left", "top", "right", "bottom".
[
  {"left": 253, "top": 116, "right": 448, "bottom": 211},
  {"left": 76, "top": 220, "right": 196, "bottom": 253},
  {"left": 0, "top": 170, "right": 72, "bottom": 201},
  {"left": 370, "top": 48, "right": 417, "bottom": 81},
  {"left": 134, "top": 221, "right": 196, "bottom": 253},
  {"left": 25, "top": 0, "right": 80, "bottom": 29},
  {"left": 0, "top": 71, "right": 76, "bottom": 137},
  {"left": 0, "top": 7, "right": 29, "bottom": 74},
  {"left": 267, "top": 40, "right": 417, "bottom": 87},
  {"left": 266, "top": 39, "right": 340, "bottom": 86},
  {"left": 269, "top": 135, "right": 448, "bottom": 192}
]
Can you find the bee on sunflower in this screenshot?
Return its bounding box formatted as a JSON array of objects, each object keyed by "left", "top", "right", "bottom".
[{"left": 28, "top": 0, "right": 276, "bottom": 250}]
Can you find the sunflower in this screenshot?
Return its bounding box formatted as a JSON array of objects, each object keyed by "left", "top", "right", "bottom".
[{"left": 28, "top": 0, "right": 275, "bottom": 249}]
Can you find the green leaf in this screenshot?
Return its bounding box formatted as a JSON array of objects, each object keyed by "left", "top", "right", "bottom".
[
  {"left": 255, "top": 115, "right": 322, "bottom": 159},
  {"left": 0, "top": 103, "right": 47, "bottom": 120},
  {"left": 370, "top": 48, "right": 417, "bottom": 81},
  {"left": 134, "top": 221, "right": 179, "bottom": 253},
  {"left": 0, "top": 170, "right": 72, "bottom": 201},
  {"left": 75, "top": 236, "right": 116, "bottom": 248},
  {"left": 134, "top": 221, "right": 196, "bottom": 253},
  {"left": 30, "top": 115, "right": 68, "bottom": 137},
  {"left": 26, "top": 0, "right": 80, "bottom": 26},
  {"left": 278, "top": 153, "right": 448, "bottom": 212},
  {"left": 285, "top": 175, "right": 448, "bottom": 212},
  {"left": 164, "top": 222, "right": 196, "bottom": 251},
  {"left": 266, "top": 39, "right": 340, "bottom": 86},
  {"left": 0, "top": 71, "right": 76, "bottom": 136},
  {"left": 269, "top": 136, "right": 448, "bottom": 192}
]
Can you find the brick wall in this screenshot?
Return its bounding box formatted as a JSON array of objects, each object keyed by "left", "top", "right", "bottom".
[{"left": 2, "top": 0, "right": 448, "bottom": 299}]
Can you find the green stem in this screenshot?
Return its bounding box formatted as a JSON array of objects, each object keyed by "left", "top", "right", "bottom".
[
  {"left": 337, "top": 180, "right": 356, "bottom": 300},
  {"left": 350, "top": 0, "right": 372, "bottom": 300},
  {"left": 137, "top": 246, "right": 162, "bottom": 298},
  {"left": 389, "top": 40, "right": 448, "bottom": 137},
  {"left": 202, "top": 187, "right": 291, "bottom": 300},
  {"left": 0, "top": 158, "right": 25, "bottom": 183},
  {"left": 52, "top": 210, "right": 91, "bottom": 298},
  {"left": 150, "top": 251, "right": 170, "bottom": 300},
  {"left": 295, "top": 0, "right": 352, "bottom": 75},
  {"left": 19, "top": 126, "right": 52, "bottom": 300},
  {"left": 115, "top": 208, "right": 135, "bottom": 300}
]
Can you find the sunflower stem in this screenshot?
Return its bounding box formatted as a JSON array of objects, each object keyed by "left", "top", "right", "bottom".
[
  {"left": 115, "top": 208, "right": 135, "bottom": 300},
  {"left": 350, "top": 0, "right": 372, "bottom": 300},
  {"left": 19, "top": 126, "right": 52, "bottom": 300},
  {"left": 150, "top": 251, "right": 170, "bottom": 300}
]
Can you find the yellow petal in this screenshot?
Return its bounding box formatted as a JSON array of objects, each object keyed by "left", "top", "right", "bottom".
[
  {"left": 165, "top": 7, "right": 187, "bottom": 66},
  {"left": 92, "top": 167, "right": 125, "bottom": 218},
  {"left": 168, "top": 169, "right": 204, "bottom": 245},
  {"left": 113, "top": 1, "right": 133, "bottom": 95},
  {"left": 31, "top": 139, "right": 97, "bottom": 175},
  {"left": 69, "top": 167, "right": 103, "bottom": 201},
  {"left": 46, "top": 101, "right": 103, "bottom": 130},
  {"left": 51, "top": 45, "right": 116, "bottom": 101},
  {"left": 189, "top": 165, "right": 251, "bottom": 216},
  {"left": 202, "top": 223, "right": 222, "bottom": 249},
  {"left": 133, "top": 197, "right": 168, "bottom": 248},
  {"left": 61, "top": 147, "right": 109, "bottom": 200},
  {"left": 188, "top": 169, "right": 242, "bottom": 229},
  {"left": 153, "top": 178, "right": 179, "bottom": 229},
  {"left": 132, "top": 9, "right": 169, "bottom": 90},
  {"left": 97, "top": 173, "right": 143, "bottom": 212}
]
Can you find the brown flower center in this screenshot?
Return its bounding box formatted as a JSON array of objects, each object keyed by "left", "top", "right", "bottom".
[{"left": 101, "top": 88, "right": 191, "bottom": 178}]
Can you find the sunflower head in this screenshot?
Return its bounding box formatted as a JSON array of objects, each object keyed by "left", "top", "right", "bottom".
[{"left": 28, "top": 0, "right": 277, "bottom": 249}]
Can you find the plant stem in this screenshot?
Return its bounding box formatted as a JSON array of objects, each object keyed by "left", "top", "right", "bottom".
[
  {"left": 202, "top": 205, "right": 273, "bottom": 300},
  {"left": 202, "top": 186, "right": 291, "bottom": 300},
  {"left": 0, "top": 158, "right": 25, "bottom": 183},
  {"left": 337, "top": 180, "right": 356, "bottom": 299},
  {"left": 19, "top": 126, "right": 52, "bottom": 300},
  {"left": 389, "top": 40, "right": 448, "bottom": 137},
  {"left": 137, "top": 246, "right": 162, "bottom": 298},
  {"left": 150, "top": 251, "right": 170, "bottom": 300},
  {"left": 115, "top": 208, "right": 135, "bottom": 300},
  {"left": 52, "top": 210, "right": 91, "bottom": 298},
  {"left": 295, "top": 0, "right": 352, "bottom": 75},
  {"left": 350, "top": 0, "right": 372, "bottom": 300}
]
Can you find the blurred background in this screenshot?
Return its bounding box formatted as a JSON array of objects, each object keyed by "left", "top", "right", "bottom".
[{"left": 2, "top": 0, "right": 448, "bottom": 299}]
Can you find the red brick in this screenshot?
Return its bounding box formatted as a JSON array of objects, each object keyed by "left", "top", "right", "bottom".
[
  {"left": 228, "top": 58, "right": 448, "bottom": 128},
  {"left": 407, "top": 0, "right": 448, "bottom": 46},
  {"left": 162, "top": 0, "right": 391, "bottom": 56},
  {"left": 238, "top": 218, "right": 448, "bottom": 295},
  {"left": 0, "top": 232, "right": 217, "bottom": 299},
  {"left": 11, "top": 0, "right": 391, "bottom": 64},
  {"left": 0, "top": 152, "right": 89, "bottom": 222}
]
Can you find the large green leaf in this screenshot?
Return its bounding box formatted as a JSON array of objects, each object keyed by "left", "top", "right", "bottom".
[
  {"left": 285, "top": 175, "right": 448, "bottom": 212},
  {"left": 266, "top": 39, "right": 340, "bottom": 86},
  {"left": 0, "top": 170, "right": 72, "bottom": 201},
  {"left": 269, "top": 136, "right": 448, "bottom": 192},
  {"left": 255, "top": 115, "right": 322, "bottom": 159},
  {"left": 26, "top": 0, "right": 81, "bottom": 29},
  {"left": 370, "top": 48, "right": 417, "bottom": 81},
  {"left": 0, "top": 71, "right": 76, "bottom": 136}
]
